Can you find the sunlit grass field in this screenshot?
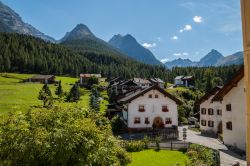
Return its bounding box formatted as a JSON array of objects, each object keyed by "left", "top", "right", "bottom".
[
  {"left": 0, "top": 73, "right": 108, "bottom": 114},
  {"left": 128, "top": 149, "right": 189, "bottom": 166}
]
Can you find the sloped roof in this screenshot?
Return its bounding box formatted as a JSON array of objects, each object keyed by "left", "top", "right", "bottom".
[
  {"left": 117, "top": 85, "right": 182, "bottom": 105},
  {"left": 31, "top": 75, "right": 55, "bottom": 80},
  {"left": 150, "top": 78, "right": 164, "bottom": 83},
  {"left": 80, "top": 74, "right": 101, "bottom": 78},
  {"left": 212, "top": 66, "right": 244, "bottom": 102},
  {"left": 133, "top": 78, "right": 151, "bottom": 84},
  {"left": 196, "top": 86, "right": 222, "bottom": 105},
  {"left": 182, "top": 76, "right": 194, "bottom": 80},
  {"left": 175, "top": 76, "right": 183, "bottom": 79}
]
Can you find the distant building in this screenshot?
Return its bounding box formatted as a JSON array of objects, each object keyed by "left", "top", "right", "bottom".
[
  {"left": 79, "top": 74, "right": 101, "bottom": 84},
  {"left": 117, "top": 85, "right": 182, "bottom": 130},
  {"left": 149, "top": 78, "right": 165, "bottom": 89},
  {"left": 212, "top": 67, "right": 246, "bottom": 151},
  {"left": 197, "top": 86, "right": 223, "bottom": 135},
  {"left": 28, "top": 75, "right": 55, "bottom": 84},
  {"left": 174, "top": 76, "right": 195, "bottom": 87},
  {"left": 132, "top": 78, "right": 152, "bottom": 88}
]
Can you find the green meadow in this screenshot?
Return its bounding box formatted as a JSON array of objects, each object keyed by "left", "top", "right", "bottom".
[
  {"left": 0, "top": 73, "right": 108, "bottom": 114},
  {"left": 128, "top": 149, "right": 189, "bottom": 166}
]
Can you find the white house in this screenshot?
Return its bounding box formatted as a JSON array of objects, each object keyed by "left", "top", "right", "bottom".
[
  {"left": 197, "top": 86, "right": 223, "bottom": 135},
  {"left": 117, "top": 85, "right": 182, "bottom": 130},
  {"left": 174, "top": 76, "right": 184, "bottom": 85},
  {"left": 213, "top": 67, "right": 246, "bottom": 151}
]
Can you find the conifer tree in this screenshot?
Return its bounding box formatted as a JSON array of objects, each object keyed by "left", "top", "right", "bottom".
[
  {"left": 55, "top": 80, "right": 63, "bottom": 97},
  {"left": 38, "top": 84, "right": 53, "bottom": 107},
  {"left": 67, "top": 84, "right": 80, "bottom": 102}
]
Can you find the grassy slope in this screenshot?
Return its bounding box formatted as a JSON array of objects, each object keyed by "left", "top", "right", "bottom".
[
  {"left": 128, "top": 149, "right": 189, "bottom": 166},
  {"left": 0, "top": 73, "right": 102, "bottom": 114}
]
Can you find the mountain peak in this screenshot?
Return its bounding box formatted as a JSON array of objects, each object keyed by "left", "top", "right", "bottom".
[
  {"left": 0, "top": 0, "right": 55, "bottom": 42},
  {"left": 60, "top": 24, "right": 95, "bottom": 42},
  {"left": 108, "top": 34, "right": 161, "bottom": 65}
]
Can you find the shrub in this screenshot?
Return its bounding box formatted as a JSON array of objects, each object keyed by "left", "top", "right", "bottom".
[
  {"left": 0, "top": 106, "right": 131, "bottom": 165},
  {"left": 122, "top": 140, "right": 146, "bottom": 152},
  {"left": 187, "top": 144, "right": 217, "bottom": 166}
]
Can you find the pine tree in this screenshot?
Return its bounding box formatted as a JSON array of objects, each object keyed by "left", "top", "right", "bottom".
[
  {"left": 67, "top": 84, "right": 80, "bottom": 102},
  {"left": 90, "top": 86, "right": 100, "bottom": 112},
  {"left": 55, "top": 80, "right": 63, "bottom": 97},
  {"left": 38, "top": 84, "right": 53, "bottom": 107}
]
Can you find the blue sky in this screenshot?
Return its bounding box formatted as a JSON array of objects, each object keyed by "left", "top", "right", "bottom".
[{"left": 1, "top": 0, "right": 243, "bottom": 62}]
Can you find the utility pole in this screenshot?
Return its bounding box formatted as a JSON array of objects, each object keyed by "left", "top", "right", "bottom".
[{"left": 241, "top": 0, "right": 250, "bottom": 165}]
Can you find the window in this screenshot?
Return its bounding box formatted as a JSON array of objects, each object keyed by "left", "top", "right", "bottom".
[
  {"left": 201, "top": 120, "right": 206, "bottom": 126},
  {"left": 145, "top": 117, "right": 150, "bottom": 124},
  {"left": 208, "top": 121, "right": 214, "bottom": 127},
  {"left": 138, "top": 105, "right": 145, "bottom": 112},
  {"left": 217, "top": 109, "right": 222, "bottom": 115},
  {"left": 201, "top": 108, "right": 206, "bottom": 115},
  {"left": 226, "top": 104, "right": 231, "bottom": 111},
  {"left": 226, "top": 121, "right": 232, "bottom": 130},
  {"left": 162, "top": 105, "right": 169, "bottom": 112},
  {"left": 208, "top": 108, "right": 214, "bottom": 115},
  {"left": 155, "top": 94, "right": 159, "bottom": 98},
  {"left": 134, "top": 117, "right": 141, "bottom": 124},
  {"left": 165, "top": 118, "right": 172, "bottom": 124},
  {"left": 148, "top": 94, "right": 152, "bottom": 98}
]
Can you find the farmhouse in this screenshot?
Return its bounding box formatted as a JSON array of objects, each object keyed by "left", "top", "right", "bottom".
[
  {"left": 149, "top": 78, "right": 165, "bottom": 89},
  {"left": 197, "top": 86, "right": 223, "bottom": 135},
  {"left": 174, "top": 76, "right": 195, "bottom": 87},
  {"left": 28, "top": 75, "right": 55, "bottom": 84},
  {"left": 79, "top": 74, "right": 101, "bottom": 85},
  {"left": 212, "top": 66, "right": 246, "bottom": 151},
  {"left": 117, "top": 85, "right": 182, "bottom": 130},
  {"left": 132, "top": 78, "right": 152, "bottom": 88}
]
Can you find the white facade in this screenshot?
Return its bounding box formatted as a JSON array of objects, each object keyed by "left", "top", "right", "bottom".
[
  {"left": 122, "top": 89, "right": 178, "bottom": 129},
  {"left": 221, "top": 78, "right": 246, "bottom": 151},
  {"left": 200, "top": 94, "right": 222, "bottom": 134}
]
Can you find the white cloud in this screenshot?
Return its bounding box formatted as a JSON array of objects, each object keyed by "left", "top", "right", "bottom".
[
  {"left": 171, "top": 36, "right": 178, "bottom": 40},
  {"left": 193, "top": 16, "right": 203, "bottom": 23},
  {"left": 184, "top": 25, "right": 192, "bottom": 31},
  {"left": 182, "top": 52, "right": 189, "bottom": 56},
  {"left": 142, "top": 42, "right": 157, "bottom": 48},
  {"left": 160, "top": 58, "right": 169, "bottom": 63},
  {"left": 173, "top": 52, "right": 189, "bottom": 57},
  {"left": 173, "top": 53, "right": 182, "bottom": 57},
  {"left": 179, "top": 24, "right": 192, "bottom": 33}
]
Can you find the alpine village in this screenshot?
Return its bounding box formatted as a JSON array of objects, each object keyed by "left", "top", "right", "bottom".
[{"left": 0, "top": 1, "right": 250, "bottom": 166}]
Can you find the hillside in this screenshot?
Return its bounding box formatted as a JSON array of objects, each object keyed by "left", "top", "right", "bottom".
[
  {"left": 0, "top": 33, "right": 168, "bottom": 79},
  {"left": 109, "top": 34, "right": 161, "bottom": 65}
]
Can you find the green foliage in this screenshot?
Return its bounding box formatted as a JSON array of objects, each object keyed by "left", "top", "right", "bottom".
[
  {"left": 38, "top": 84, "right": 53, "bottom": 107},
  {"left": 187, "top": 144, "right": 217, "bottom": 166},
  {"left": 66, "top": 84, "right": 80, "bottom": 102},
  {"left": 89, "top": 86, "right": 100, "bottom": 111},
  {"left": 86, "top": 77, "right": 99, "bottom": 89},
  {"left": 55, "top": 80, "right": 63, "bottom": 97},
  {"left": 212, "top": 77, "right": 223, "bottom": 88},
  {"left": 111, "top": 115, "right": 127, "bottom": 133},
  {"left": 122, "top": 140, "right": 147, "bottom": 152},
  {"left": 0, "top": 106, "right": 131, "bottom": 165}
]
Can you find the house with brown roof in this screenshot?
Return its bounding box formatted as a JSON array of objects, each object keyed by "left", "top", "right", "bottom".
[
  {"left": 28, "top": 75, "right": 55, "bottom": 84},
  {"left": 197, "top": 86, "right": 223, "bottom": 136},
  {"left": 79, "top": 74, "right": 101, "bottom": 85},
  {"left": 117, "top": 85, "right": 182, "bottom": 130},
  {"left": 212, "top": 66, "right": 246, "bottom": 151}
]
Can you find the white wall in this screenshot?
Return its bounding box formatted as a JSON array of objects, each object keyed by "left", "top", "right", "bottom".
[
  {"left": 125, "top": 89, "right": 178, "bottom": 128},
  {"left": 222, "top": 78, "right": 246, "bottom": 151},
  {"left": 200, "top": 94, "right": 222, "bottom": 133}
]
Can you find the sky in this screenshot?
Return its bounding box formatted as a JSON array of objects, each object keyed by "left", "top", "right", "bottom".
[{"left": 1, "top": 0, "right": 243, "bottom": 62}]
